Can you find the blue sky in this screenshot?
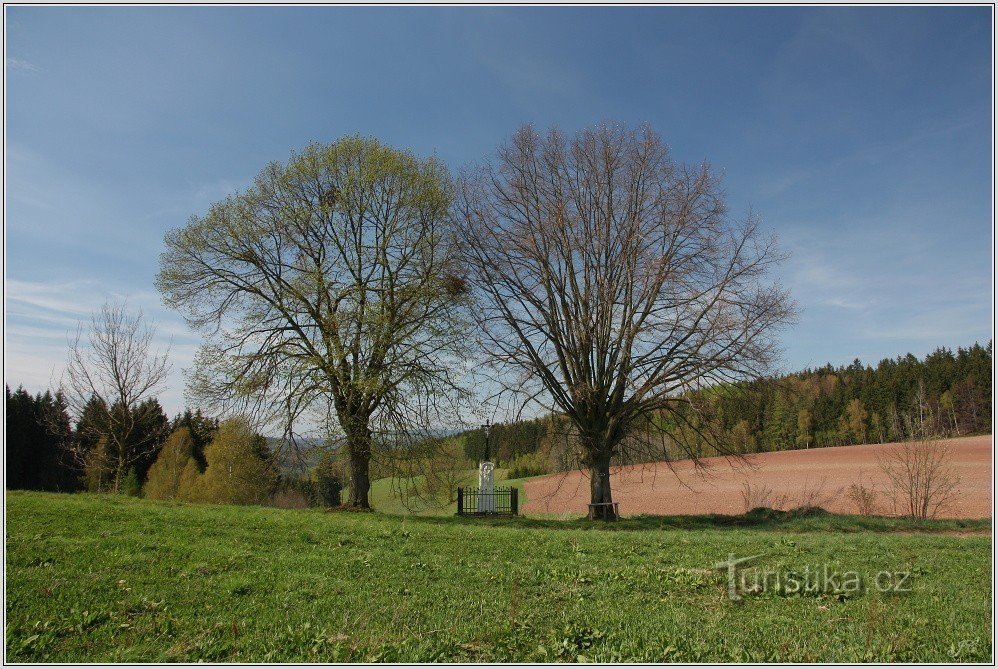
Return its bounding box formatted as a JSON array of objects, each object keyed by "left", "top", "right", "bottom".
[{"left": 5, "top": 6, "right": 993, "bottom": 417}]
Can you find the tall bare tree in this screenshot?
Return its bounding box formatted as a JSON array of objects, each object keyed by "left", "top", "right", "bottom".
[
  {"left": 63, "top": 301, "right": 172, "bottom": 492},
  {"left": 156, "top": 137, "right": 472, "bottom": 508},
  {"left": 457, "top": 123, "right": 795, "bottom": 518}
]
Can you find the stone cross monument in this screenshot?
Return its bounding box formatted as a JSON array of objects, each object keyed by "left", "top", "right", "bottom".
[{"left": 477, "top": 420, "right": 496, "bottom": 513}]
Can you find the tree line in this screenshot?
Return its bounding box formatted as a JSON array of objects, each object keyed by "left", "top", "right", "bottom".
[
  {"left": 697, "top": 341, "right": 992, "bottom": 453},
  {"left": 5, "top": 387, "right": 341, "bottom": 507},
  {"left": 449, "top": 341, "right": 992, "bottom": 477}
]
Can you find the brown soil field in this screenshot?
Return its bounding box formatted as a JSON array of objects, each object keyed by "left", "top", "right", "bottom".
[{"left": 523, "top": 435, "right": 993, "bottom": 519}]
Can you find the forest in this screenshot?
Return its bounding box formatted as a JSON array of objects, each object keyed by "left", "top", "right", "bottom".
[{"left": 459, "top": 342, "right": 993, "bottom": 478}]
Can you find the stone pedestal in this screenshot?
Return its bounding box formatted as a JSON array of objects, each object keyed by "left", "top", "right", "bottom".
[{"left": 477, "top": 461, "right": 495, "bottom": 513}]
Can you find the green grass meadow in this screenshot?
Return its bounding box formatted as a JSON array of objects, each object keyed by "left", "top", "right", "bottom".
[
  {"left": 366, "top": 468, "right": 529, "bottom": 516},
  {"left": 5, "top": 491, "right": 993, "bottom": 662}
]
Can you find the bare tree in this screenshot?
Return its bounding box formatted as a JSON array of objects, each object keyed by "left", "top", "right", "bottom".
[
  {"left": 879, "top": 437, "right": 960, "bottom": 519},
  {"left": 457, "top": 123, "right": 794, "bottom": 519},
  {"left": 156, "top": 137, "right": 472, "bottom": 508},
  {"left": 63, "top": 301, "right": 172, "bottom": 492}
]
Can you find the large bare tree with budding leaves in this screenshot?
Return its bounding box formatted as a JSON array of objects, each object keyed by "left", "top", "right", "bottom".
[
  {"left": 457, "top": 123, "right": 795, "bottom": 519},
  {"left": 156, "top": 137, "right": 472, "bottom": 508}
]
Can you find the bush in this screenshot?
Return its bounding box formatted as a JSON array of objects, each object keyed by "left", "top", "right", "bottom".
[
  {"left": 507, "top": 450, "right": 549, "bottom": 479},
  {"left": 740, "top": 481, "right": 786, "bottom": 513},
  {"left": 272, "top": 488, "right": 312, "bottom": 509},
  {"left": 847, "top": 481, "right": 879, "bottom": 515},
  {"left": 271, "top": 475, "right": 319, "bottom": 508},
  {"left": 190, "top": 417, "right": 278, "bottom": 506},
  {"left": 314, "top": 453, "right": 342, "bottom": 507},
  {"left": 879, "top": 438, "right": 960, "bottom": 519},
  {"left": 176, "top": 459, "right": 202, "bottom": 501},
  {"left": 121, "top": 468, "right": 141, "bottom": 497}
]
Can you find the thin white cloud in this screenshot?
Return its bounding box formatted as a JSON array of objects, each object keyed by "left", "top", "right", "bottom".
[
  {"left": 4, "top": 279, "right": 199, "bottom": 415},
  {"left": 6, "top": 279, "right": 105, "bottom": 317},
  {"left": 858, "top": 303, "right": 992, "bottom": 342},
  {"left": 7, "top": 58, "right": 39, "bottom": 73}
]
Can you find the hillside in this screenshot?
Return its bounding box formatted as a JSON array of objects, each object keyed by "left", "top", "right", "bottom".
[{"left": 6, "top": 492, "right": 991, "bottom": 662}]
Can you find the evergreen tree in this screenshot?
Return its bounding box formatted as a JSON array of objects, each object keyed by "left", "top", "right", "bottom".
[
  {"left": 5, "top": 385, "right": 78, "bottom": 491},
  {"left": 129, "top": 398, "right": 171, "bottom": 486},
  {"left": 419, "top": 340, "right": 992, "bottom": 468}
]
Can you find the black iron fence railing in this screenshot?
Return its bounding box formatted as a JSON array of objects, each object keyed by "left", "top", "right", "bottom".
[{"left": 456, "top": 486, "right": 518, "bottom": 517}]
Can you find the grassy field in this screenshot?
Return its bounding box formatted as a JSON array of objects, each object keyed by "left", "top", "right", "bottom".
[
  {"left": 5, "top": 491, "right": 992, "bottom": 662},
  {"left": 366, "top": 468, "right": 529, "bottom": 515}
]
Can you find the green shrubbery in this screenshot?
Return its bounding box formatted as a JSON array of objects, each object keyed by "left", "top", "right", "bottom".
[
  {"left": 142, "top": 418, "right": 277, "bottom": 506},
  {"left": 121, "top": 468, "right": 142, "bottom": 497},
  {"left": 506, "top": 450, "right": 549, "bottom": 479},
  {"left": 314, "top": 452, "right": 343, "bottom": 507},
  {"left": 143, "top": 428, "right": 195, "bottom": 500},
  {"left": 183, "top": 418, "right": 278, "bottom": 505}
]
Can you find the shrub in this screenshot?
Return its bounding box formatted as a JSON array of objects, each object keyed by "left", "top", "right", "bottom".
[
  {"left": 121, "top": 468, "right": 141, "bottom": 497},
  {"left": 507, "top": 450, "right": 549, "bottom": 479},
  {"left": 847, "top": 481, "right": 879, "bottom": 515},
  {"left": 314, "top": 452, "right": 343, "bottom": 507},
  {"left": 741, "top": 480, "right": 780, "bottom": 513},
  {"left": 879, "top": 438, "right": 960, "bottom": 519},
  {"left": 272, "top": 488, "right": 312, "bottom": 509},
  {"left": 791, "top": 476, "right": 841, "bottom": 510},
  {"left": 273, "top": 475, "right": 319, "bottom": 508},
  {"left": 176, "top": 459, "right": 202, "bottom": 502}
]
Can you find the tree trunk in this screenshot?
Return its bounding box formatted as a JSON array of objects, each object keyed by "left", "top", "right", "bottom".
[
  {"left": 587, "top": 450, "right": 617, "bottom": 520},
  {"left": 113, "top": 447, "right": 126, "bottom": 494},
  {"left": 344, "top": 418, "right": 372, "bottom": 509},
  {"left": 348, "top": 448, "right": 371, "bottom": 509}
]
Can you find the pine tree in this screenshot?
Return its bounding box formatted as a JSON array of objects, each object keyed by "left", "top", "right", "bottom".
[
  {"left": 5, "top": 386, "right": 34, "bottom": 489},
  {"left": 121, "top": 468, "right": 142, "bottom": 497},
  {"left": 5, "top": 385, "right": 78, "bottom": 491},
  {"left": 128, "top": 398, "right": 171, "bottom": 486}
]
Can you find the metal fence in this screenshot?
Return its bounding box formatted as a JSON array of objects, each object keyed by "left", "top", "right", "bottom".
[{"left": 456, "top": 486, "right": 518, "bottom": 517}]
